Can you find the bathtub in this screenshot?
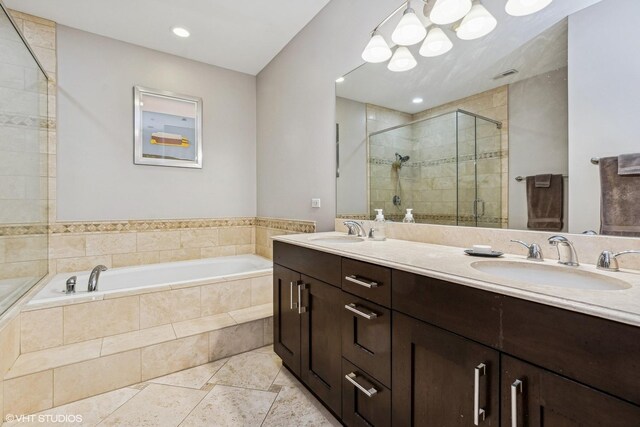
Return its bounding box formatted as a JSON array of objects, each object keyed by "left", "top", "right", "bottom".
[{"left": 29, "top": 254, "right": 273, "bottom": 306}]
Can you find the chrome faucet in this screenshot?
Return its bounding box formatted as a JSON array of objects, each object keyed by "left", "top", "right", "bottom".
[
  {"left": 88, "top": 265, "right": 107, "bottom": 292},
  {"left": 548, "top": 235, "right": 579, "bottom": 266},
  {"left": 596, "top": 250, "right": 640, "bottom": 272},
  {"left": 510, "top": 240, "right": 543, "bottom": 261},
  {"left": 343, "top": 221, "right": 366, "bottom": 238}
]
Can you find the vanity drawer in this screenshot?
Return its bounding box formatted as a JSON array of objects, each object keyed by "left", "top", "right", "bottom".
[
  {"left": 341, "top": 293, "right": 391, "bottom": 387},
  {"left": 342, "top": 258, "right": 391, "bottom": 307},
  {"left": 342, "top": 358, "right": 391, "bottom": 427},
  {"left": 274, "top": 241, "right": 341, "bottom": 287}
]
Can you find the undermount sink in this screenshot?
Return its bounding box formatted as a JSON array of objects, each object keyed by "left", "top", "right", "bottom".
[
  {"left": 309, "top": 235, "right": 365, "bottom": 244},
  {"left": 471, "top": 261, "right": 631, "bottom": 291}
]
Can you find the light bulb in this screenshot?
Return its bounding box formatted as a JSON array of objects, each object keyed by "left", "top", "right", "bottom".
[
  {"left": 412, "top": 97, "right": 424, "bottom": 104},
  {"left": 361, "top": 32, "right": 392, "bottom": 63},
  {"left": 456, "top": 2, "right": 497, "bottom": 40},
  {"left": 172, "top": 27, "right": 190, "bottom": 38},
  {"left": 505, "top": 0, "right": 553, "bottom": 16},
  {"left": 430, "top": 0, "right": 473, "bottom": 25},
  {"left": 387, "top": 47, "right": 417, "bottom": 72},
  {"left": 335, "top": 77, "right": 345, "bottom": 83},
  {"left": 419, "top": 27, "right": 453, "bottom": 57},
  {"left": 392, "top": 8, "right": 427, "bottom": 46}
]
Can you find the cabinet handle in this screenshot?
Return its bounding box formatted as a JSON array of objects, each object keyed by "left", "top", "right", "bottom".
[
  {"left": 345, "top": 372, "right": 378, "bottom": 398},
  {"left": 511, "top": 379, "right": 523, "bottom": 427},
  {"left": 344, "top": 303, "right": 377, "bottom": 320},
  {"left": 345, "top": 275, "right": 379, "bottom": 288},
  {"left": 297, "top": 283, "right": 307, "bottom": 314},
  {"left": 289, "top": 281, "right": 299, "bottom": 310},
  {"left": 474, "top": 363, "right": 487, "bottom": 425}
]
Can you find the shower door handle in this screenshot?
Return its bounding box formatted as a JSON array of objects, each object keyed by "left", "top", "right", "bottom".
[
  {"left": 473, "top": 199, "right": 485, "bottom": 218},
  {"left": 478, "top": 199, "right": 485, "bottom": 218}
]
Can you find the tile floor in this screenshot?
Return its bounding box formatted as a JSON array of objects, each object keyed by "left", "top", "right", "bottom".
[{"left": 2, "top": 346, "right": 340, "bottom": 427}]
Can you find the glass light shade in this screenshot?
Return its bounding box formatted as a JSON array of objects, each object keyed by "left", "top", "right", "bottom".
[
  {"left": 361, "top": 33, "right": 392, "bottom": 63},
  {"left": 391, "top": 8, "right": 427, "bottom": 46},
  {"left": 456, "top": 3, "right": 497, "bottom": 40},
  {"left": 505, "top": 0, "right": 552, "bottom": 16},
  {"left": 387, "top": 47, "right": 417, "bottom": 72},
  {"left": 430, "top": 0, "right": 473, "bottom": 25},
  {"left": 419, "top": 27, "right": 453, "bottom": 57}
]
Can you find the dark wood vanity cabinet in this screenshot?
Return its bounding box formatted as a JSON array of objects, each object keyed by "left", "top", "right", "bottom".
[{"left": 273, "top": 241, "right": 640, "bottom": 426}]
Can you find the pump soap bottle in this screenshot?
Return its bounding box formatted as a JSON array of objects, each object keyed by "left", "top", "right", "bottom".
[
  {"left": 403, "top": 209, "right": 415, "bottom": 223},
  {"left": 371, "top": 209, "right": 387, "bottom": 241}
]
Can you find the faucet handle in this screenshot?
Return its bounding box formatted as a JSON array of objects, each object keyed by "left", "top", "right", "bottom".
[
  {"left": 597, "top": 250, "right": 640, "bottom": 272},
  {"left": 510, "top": 240, "right": 544, "bottom": 261},
  {"left": 65, "top": 276, "right": 77, "bottom": 294}
]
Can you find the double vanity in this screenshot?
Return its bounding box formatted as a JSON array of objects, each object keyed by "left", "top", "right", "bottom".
[{"left": 272, "top": 232, "right": 640, "bottom": 426}]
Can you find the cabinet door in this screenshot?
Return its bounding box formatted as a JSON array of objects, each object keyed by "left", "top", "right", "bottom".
[
  {"left": 300, "top": 274, "right": 343, "bottom": 417},
  {"left": 273, "top": 264, "right": 302, "bottom": 376},
  {"left": 502, "top": 355, "right": 640, "bottom": 427},
  {"left": 392, "top": 312, "right": 500, "bottom": 427}
]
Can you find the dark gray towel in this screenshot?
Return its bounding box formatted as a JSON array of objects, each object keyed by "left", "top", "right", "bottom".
[
  {"left": 526, "top": 174, "right": 563, "bottom": 231},
  {"left": 535, "top": 174, "right": 552, "bottom": 188},
  {"left": 600, "top": 156, "right": 640, "bottom": 237},
  {"left": 618, "top": 153, "right": 640, "bottom": 175}
]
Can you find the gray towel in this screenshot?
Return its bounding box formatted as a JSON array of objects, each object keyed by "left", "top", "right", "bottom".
[
  {"left": 600, "top": 156, "right": 640, "bottom": 236},
  {"left": 535, "top": 174, "right": 552, "bottom": 188},
  {"left": 618, "top": 153, "right": 640, "bottom": 175},
  {"left": 526, "top": 174, "right": 563, "bottom": 231}
]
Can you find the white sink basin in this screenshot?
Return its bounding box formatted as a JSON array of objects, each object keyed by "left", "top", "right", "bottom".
[
  {"left": 471, "top": 261, "right": 631, "bottom": 291},
  {"left": 309, "top": 235, "right": 365, "bottom": 244}
]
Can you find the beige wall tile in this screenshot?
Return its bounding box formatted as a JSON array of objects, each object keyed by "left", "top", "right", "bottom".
[
  {"left": 0, "top": 316, "right": 20, "bottom": 377},
  {"left": 56, "top": 255, "right": 112, "bottom": 274},
  {"left": 141, "top": 334, "right": 208, "bottom": 381},
  {"left": 0, "top": 378, "right": 3, "bottom": 422},
  {"left": 219, "top": 228, "right": 252, "bottom": 246},
  {"left": 137, "top": 231, "right": 181, "bottom": 252},
  {"left": 63, "top": 296, "right": 139, "bottom": 344},
  {"left": 0, "top": 260, "right": 47, "bottom": 280},
  {"left": 85, "top": 233, "right": 137, "bottom": 256},
  {"left": 140, "top": 288, "right": 200, "bottom": 329},
  {"left": 22, "top": 20, "right": 56, "bottom": 50},
  {"left": 180, "top": 229, "right": 219, "bottom": 248},
  {"left": 235, "top": 244, "right": 255, "bottom": 255},
  {"left": 209, "top": 320, "right": 264, "bottom": 361},
  {"left": 157, "top": 248, "right": 200, "bottom": 263},
  {"left": 201, "top": 279, "right": 251, "bottom": 316},
  {"left": 53, "top": 350, "right": 141, "bottom": 406},
  {"left": 101, "top": 324, "right": 176, "bottom": 356},
  {"left": 3, "top": 370, "right": 53, "bottom": 415},
  {"left": 201, "top": 246, "right": 236, "bottom": 258},
  {"left": 172, "top": 313, "right": 236, "bottom": 338},
  {"left": 264, "top": 317, "right": 273, "bottom": 345},
  {"left": 251, "top": 275, "right": 272, "bottom": 305},
  {"left": 49, "top": 234, "right": 85, "bottom": 259},
  {"left": 4, "top": 236, "right": 47, "bottom": 262},
  {"left": 229, "top": 304, "right": 272, "bottom": 324},
  {"left": 20, "top": 307, "right": 63, "bottom": 353},
  {"left": 112, "top": 251, "right": 160, "bottom": 268}
]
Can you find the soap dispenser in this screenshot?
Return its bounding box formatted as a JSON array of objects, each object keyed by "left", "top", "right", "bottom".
[
  {"left": 370, "top": 209, "right": 387, "bottom": 241},
  {"left": 403, "top": 208, "right": 415, "bottom": 223}
]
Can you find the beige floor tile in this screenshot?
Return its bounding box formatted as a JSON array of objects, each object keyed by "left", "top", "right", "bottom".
[
  {"left": 99, "top": 383, "right": 206, "bottom": 427},
  {"left": 101, "top": 324, "right": 176, "bottom": 356},
  {"left": 180, "top": 385, "right": 277, "bottom": 427},
  {"left": 228, "top": 303, "right": 272, "bottom": 324},
  {"left": 262, "top": 385, "right": 341, "bottom": 427},
  {"left": 149, "top": 359, "right": 228, "bottom": 389},
  {"left": 272, "top": 367, "right": 301, "bottom": 388},
  {"left": 172, "top": 313, "right": 236, "bottom": 338},
  {"left": 252, "top": 345, "right": 276, "bottom": 355},
  {"left": 141, "top": 334, "right": 209, "bottom": 381},
  {"left": 6, "top": 339, "right": 102, "bottom": 379},
  {"left": 209, "top": 351, "right": 281, "bottom": 391},
  {"left": 209, "top": 320, "right": 264, "bottom": 361}
]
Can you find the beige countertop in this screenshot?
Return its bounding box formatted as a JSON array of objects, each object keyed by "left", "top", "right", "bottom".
[{"left": 273, "top": 232, "right": 640, "bottom": 328}]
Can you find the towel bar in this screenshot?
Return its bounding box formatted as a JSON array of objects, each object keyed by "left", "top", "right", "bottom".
[{"left": 515, "top": 175, "right": 568, "bottom": 182}]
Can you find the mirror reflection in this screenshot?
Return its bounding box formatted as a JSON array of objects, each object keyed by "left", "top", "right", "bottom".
[{"left": 336, "top": 0, "right": 640, "bottom": 236}]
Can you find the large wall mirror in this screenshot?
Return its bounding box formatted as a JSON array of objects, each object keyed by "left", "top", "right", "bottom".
[{"left": 336, "top": 0, "right": 640, "bottom": 236}]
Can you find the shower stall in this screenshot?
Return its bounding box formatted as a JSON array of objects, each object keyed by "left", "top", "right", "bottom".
[{"left": 368, "top": 109, "right": 505, "bottom": 228}]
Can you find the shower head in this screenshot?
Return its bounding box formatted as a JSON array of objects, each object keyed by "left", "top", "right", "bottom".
[{"left": 395, "top": 153, "right": 410, "bottom": 163}]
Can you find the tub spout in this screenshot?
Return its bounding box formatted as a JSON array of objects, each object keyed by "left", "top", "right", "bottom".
[{"left": 88, "top": 265, "right": 107, "bottom": 292}]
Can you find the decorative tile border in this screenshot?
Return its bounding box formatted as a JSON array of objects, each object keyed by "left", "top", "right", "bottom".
[
  {"left": 255, "top": 217, "right": 315, "bottom": 233},
  {"left": 369, "top": 150, "right": 505, "bottom": 169},
  {"left": 0, "top": 224, "right": 48, "bottom": 237}
]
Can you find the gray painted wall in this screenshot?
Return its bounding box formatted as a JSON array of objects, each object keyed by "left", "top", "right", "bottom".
[
  {"left": 256, "top": 0, "right": 398, "bottom": 231},
  {"left": 57, "top": 26, "right": 256, "bottom": 221},
  {"left": 568, "top": 0, "right": 640, "bottom": 233}
]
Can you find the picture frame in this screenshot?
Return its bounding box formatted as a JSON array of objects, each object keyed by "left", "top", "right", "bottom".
[{"left": 133, "top": 85, "right": 203, "bottom": 168}]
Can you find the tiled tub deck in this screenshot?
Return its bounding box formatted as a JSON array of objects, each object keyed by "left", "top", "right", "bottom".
[{"left": 0, "top": 259, "right": 274, "bottom": 419}]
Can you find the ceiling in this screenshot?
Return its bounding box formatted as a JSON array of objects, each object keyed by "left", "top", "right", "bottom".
[
  {"left": 337, "top": 0, "right": 601, "bottom": 114},
  {"left": 4, "top": 0, "right": 330, "bottom": 75}
]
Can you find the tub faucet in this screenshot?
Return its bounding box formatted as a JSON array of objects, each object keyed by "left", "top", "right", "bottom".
[
  {"left": 88, "top": 265, "right": 107, "bottom": 292},
  {"left": 548, "top": 235, "right": 579, "bottom": 266}
]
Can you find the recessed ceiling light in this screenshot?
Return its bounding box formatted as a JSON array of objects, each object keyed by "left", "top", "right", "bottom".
[
  {"left": 335, "top": 77, "right": 345, "bottom": 83},
  {"left": 172, "top": 27, "right": 190, "bottom": 38},
  {"left": 413, "top": 97, "right": 424, "bottom": 104}
]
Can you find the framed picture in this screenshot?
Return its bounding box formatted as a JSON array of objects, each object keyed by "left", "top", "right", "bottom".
[{"left": 133, "top": 86, "right": 203, "bottom": 168}]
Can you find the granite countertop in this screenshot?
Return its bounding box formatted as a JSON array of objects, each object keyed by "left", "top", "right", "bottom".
[{"left": 273, "top": 232, "right": 640, "bottom": 328}]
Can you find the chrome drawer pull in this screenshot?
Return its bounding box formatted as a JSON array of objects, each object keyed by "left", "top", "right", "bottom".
[
  {"left": 345, "top": 275, "right": 379, "bottom": 288},
  {"left": 297, "top": 283, "right": 307, "bottom": 314},
  {"left": 289, "top": 281, "right": 298, "bottom": 310},
  {"left": 511, "top": 379, "right": 523, "bottom": 427},
  {"left": 345, "top": 372, "right": 378, "bottom": 398},
  {"left": 344, "top": 303, "right": 377, "bottom": 320},
  {"left": 474, "top": 363, "right": 487, "bottom": 425}
]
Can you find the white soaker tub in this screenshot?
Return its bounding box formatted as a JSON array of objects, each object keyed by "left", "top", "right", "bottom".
[{"left": 29, "top": 254, "right": 272, "bottom": 306}]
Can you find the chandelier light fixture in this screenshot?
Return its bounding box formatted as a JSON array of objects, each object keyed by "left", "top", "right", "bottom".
[{"left": 360, "top": 0, "right": 553, "bottom": 72}]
